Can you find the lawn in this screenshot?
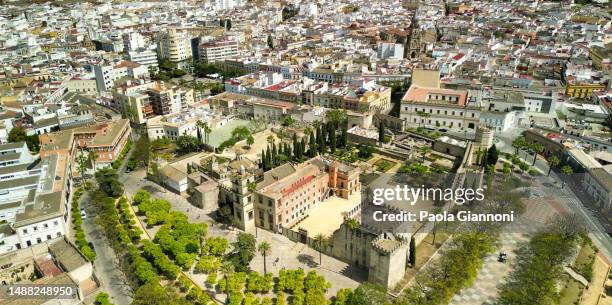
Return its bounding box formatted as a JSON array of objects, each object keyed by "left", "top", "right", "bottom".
[
  {"left": 574, "top": 240, "right": 598, "bottom": 282},
  {"left": 558, "top": 276, "right": 584, "bottom": 305},
  {"left": 390, "top": 232, "right": 450, "bottom": 294},
  {"left": 374, "top": 158, "right": 397, "bottom": 172}
]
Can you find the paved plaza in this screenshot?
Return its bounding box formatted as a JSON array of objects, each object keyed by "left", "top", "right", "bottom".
[{"left": 450, "top": 181, "right": 565, "bottom": 305}]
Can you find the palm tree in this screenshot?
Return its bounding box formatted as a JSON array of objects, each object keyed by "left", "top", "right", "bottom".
[
  {"left": 258, "top": 242, "right": 271, "bottom": 274},
  {"left": 313, "top": 234, "right": 327, "bottom": 267},
  {"left": 76, "top": 150, "right": 88, "bottom": 182},
  {"left": 196, "top": 120, "right": 206, "bottom": 146},
  {"left": 547, "top": 155, "right": 560, "bottom": 176},
  {"left": 88, "top": 150, "right": 98, "bottom": 172},
  {"left": 220, "top": 261, "right": 234, "bottom": 300},
  {"left": 474, "top": 149, "right": 485, "bottom": 167},
  {"left": 531, "top": 143, "right": 544, "bottom": 166},
  {"left": 203, "top": 124, "right": 212, "bottom": 146},
  {"left": 560, "top": 165, "right": 573, "bottom": 189},
  {"left": 419, "top": 145, "right": 432, "bottom": 162}
]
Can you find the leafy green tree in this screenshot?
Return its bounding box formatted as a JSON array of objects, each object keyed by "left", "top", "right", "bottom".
[
  {"left": 8, "top": 126, "right": 40, "bottom": 151},
  {"left": 378, "top": 124, "right": 385, "bottom": 145},
  {"left": 246, "top": 135, "right": 254, "bottom": 147},
  {"left": 95, "top": 168, "right": 123, "bottom": 197},
  {"left": 176, "top": 135, "right": 200, "bottom": 154},
  {"left": 94, "top": 292, "right": 113, "bottom": 305},
  {"left": 348, "top": 283, "right": 390, "bottom": 305},
  {"left": 512, "top": 136, "right": 527, "bottom": 155},
  {"left": 357, "top": 144, "right": 374, "bottom": 159},
  {"left": 334, "top": 288, "right": 353, "bottom": 305},
  {"left": 132, "top": 283, "right": 190, "bottom": 305},
  {"left": 326, "top": 109, "right": 347, "bottom": 126},
  {"left": 228, "top": 233, "right": 256, "bottom": 272}
]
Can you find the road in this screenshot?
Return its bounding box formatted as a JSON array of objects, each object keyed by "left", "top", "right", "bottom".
[
  {"left": 551, "top": 172, "right": 612, "bottom": 262},
  {"left": 81, "top": 191, "right": 133, "bottom": 305},
  {"left": 494, "top": 128, "right": 612, "bottom": 262}
]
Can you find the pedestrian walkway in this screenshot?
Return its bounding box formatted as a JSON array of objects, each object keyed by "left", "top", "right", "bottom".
[{"left": 450, "top": 199, "right": 559, "bottom": 305}]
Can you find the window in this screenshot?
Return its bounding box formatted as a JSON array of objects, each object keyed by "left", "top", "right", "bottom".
[
  {"left": 44, "top": 224, "right": 48, "bottom": 229},
  {"left": 56, "top": 232, "right": 61, "bottom": 237},
  {"left": 36, "top": 238, "right": 42, "bottom": 244},
  {"left": 22, "top": 229, "right": 28, "bottom": 234},
  {"left": 47, "top": 235, "right": 52, "bottom": 240},
  {"left": 26, "top": 241, "right": 31, "bottom": 246},
  {"left": 53, "top": 221, "right": 58, "bottom": 226}
]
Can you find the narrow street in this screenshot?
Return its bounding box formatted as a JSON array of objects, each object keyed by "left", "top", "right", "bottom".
[{"left": 81, "top": 191, "right": 133, "bottom": 305}]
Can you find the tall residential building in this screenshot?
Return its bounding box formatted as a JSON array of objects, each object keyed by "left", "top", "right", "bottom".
[
  {"left": 157, "top": 29, "right": 192, "bottom": 63},
  {"left": 146, "top": 82, "right": 193, "bottom": 116},
  {"left": 93, "top": 61, "right": 148, "bottom": 92},
  {"left": 198, "top": 40, "right": 239, "bottom": 63}
]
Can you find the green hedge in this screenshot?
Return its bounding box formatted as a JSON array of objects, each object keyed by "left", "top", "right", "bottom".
[{"left": 70, "top": 188, "right": 95, "bottom": 262}]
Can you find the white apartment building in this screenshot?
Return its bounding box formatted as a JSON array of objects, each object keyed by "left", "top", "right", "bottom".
[
  {"left": 157, "top": 29, "right": 192, "bottom": 63},
  {"left": 198, "top": 40, "right": 239, "bottom": 63},
  {"left": 123, "top": 32, "right": 146, "bottom": 52},
  {"left": 94, "top": 61, "right": 148, "bottom": 92},
  {"left": 146, "top": 113, "right": 198, "bottom": 141},
  {"left": 128, "top": 49, "right": 159, "bottom": 68},
  {"left": 0, "top": 143, "right": 70, "bottom": 254}
]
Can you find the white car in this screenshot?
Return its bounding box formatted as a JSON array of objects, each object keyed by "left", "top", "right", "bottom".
[{"left": 80, "top": 210, "right": 87, "bottom": 219}]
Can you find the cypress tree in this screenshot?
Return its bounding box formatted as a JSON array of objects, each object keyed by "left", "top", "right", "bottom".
[
  {"left": 261, "top": 149, "right": 266, "bottom": 170},
  {"left": 378, "top": 124, "right": 385, "bottom": 145},
  {"left": 309, "top": 131, "right": 317, "bottom": 157},
  {"left": 300, "top": 138, "right": 306, "bottom": 159},
  {"left": 329, "top": 122, "right": 337, "bottom": 154},
  {"left": 272, "top": 143, "right": 278, "bottom": 165},
  {"left": 266, "top": 146, "right": 272, "bottom": 170},
  {"left": 340, "top": 127, "right": 347, "bottom": 148},
  {"left": 292, "top": 134, "right": 299, "bottom": 161},
  {"left": 285, "top": 143, "right": 292, "bottom": 160},
  {"left": 319, "top": 126, "right": 326, "bottom": 153},
  {"left": 409, "top": 236, "right": 416, "bottom": 267}
]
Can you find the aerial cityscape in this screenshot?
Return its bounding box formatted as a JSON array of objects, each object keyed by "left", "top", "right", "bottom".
[{"left": 0, "top": 0, "right": 610, "bottom": 304}]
